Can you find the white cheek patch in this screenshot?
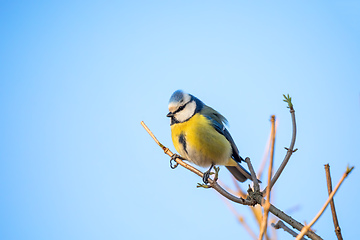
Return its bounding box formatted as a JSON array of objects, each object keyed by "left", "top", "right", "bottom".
[{"left": 175, "top": 101, "right": 196, "bottom": 122}]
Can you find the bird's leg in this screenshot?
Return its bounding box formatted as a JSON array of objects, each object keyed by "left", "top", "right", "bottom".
[
  {"left": 203, "top": 164, "right": 214, "bottom": 184},
  {"left": 213, "top": 166, "right": 220, "bottom": 182}
]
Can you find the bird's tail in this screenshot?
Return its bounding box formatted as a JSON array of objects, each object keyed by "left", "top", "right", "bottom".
[
  {"left": 225, "top": 158, "right": 261, "bottom": 183},
  {"left": 226, "top": 164, "right": 252, "bottom": 182}
]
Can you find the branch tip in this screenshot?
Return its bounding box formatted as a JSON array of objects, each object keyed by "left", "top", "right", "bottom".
[
  {"left": 265, "top": 95, "right": 297, "bottom": 193},
  {"left": 346, "top": 165, "right": 354, "bottom": 175},
  {"left": 283, "top": 94, "right": 294, "bottom": 110}
]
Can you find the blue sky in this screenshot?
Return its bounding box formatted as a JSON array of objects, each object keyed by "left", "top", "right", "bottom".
[{"left": 1, "top": 1, "right": 359, "bottom": 239}]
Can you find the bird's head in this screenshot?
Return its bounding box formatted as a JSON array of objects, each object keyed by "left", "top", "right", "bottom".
[{"left": 167, "top": 90, "right": 198, "bottom": 123}]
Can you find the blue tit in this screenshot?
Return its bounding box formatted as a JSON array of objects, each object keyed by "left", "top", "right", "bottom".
[{"left": 166, "top": 90, "right": 252, "bottom": 183}]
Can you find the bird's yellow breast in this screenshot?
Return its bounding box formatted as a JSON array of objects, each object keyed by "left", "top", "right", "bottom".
[{"left": 170, "top": 113, "right": 232, "bottom": 167}]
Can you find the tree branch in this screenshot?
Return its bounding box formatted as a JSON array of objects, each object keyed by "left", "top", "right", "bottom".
[
  {"left": 268, "top": 204, "right": 322, "bottom": 240},
  {"left": 259, "top": 115, "right": 276, "bottom": 240},
  {"left": 257, "top": 120, "right": 278, "bottom": 180},
  {"left": 295, "top": 166, "right": 354, "bottom": 240},
  {"left": 324, "top": 164, "right": 343, "bottom": 240},
  {"left": 272, "top": 220, "right": 307, "bottom": 240},
  {"left": 263, "top": 95, "right": 297, "bottom": 194},
  {"left": 245, "top": 157, "right": 260, "bottom": 193}
]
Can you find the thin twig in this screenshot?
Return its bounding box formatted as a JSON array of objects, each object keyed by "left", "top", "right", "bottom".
[
  {"left": 259, "top": 115, "right": 276, "bottom": 240},
  {"left": 324, "top": 164, "right": 343, "bottom": 240},
  {"left": 141, "top": 121, "right": 167, "bottom": 150},
  {"left": 257, "top": 129, "right": 271, "bottom": 180},
  {"left": 295, "top": 166, "right": 354, "bottom": 240},
  {"left": 270, "top": 219, "right": 278, "bottom": 240},
  {"left": 141, "top": 121, "right": 257, "bottom": 206},
  {"left": 245, "top": 157, "right": 260, "bottom": 193},
  {"left": 257, "top": 120, "right": 278, "bottom": 180},
  {"left": 263, "top": 96, "right": 296, "bottom": 194},
  {"left": 272, "top": 220, "right": 306, "bottom": 240}
]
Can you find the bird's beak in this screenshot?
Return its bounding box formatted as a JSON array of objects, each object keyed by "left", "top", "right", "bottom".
[{"left": 166, "top": 112, "right": 174, "bottom": 117}]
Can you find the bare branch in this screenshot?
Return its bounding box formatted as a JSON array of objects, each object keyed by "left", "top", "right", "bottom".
[
  {"left": 269, "top": 219, "right": 278, "bottom": 240},
  {"left": 324, "top": 164, "right": 343, "bottom": 240},
  {"left": 259, "top": 115, "right": 276, "bottom": 240},
  {"left": 272, "top": 220, "right": 307, "bottom": 240},
  {"left": 257, "top": 120, "right": 278, "bottom": 180},
  {"left": 245, "top": 157, "right": 260, "bottom": 193},
  {"left": 269, "top": 204, "right": 322, "bottom": 240},
  {"left": 295, "top": 166, "right": 354, "bottom": 240},
  {"left": 257, "top": 128, "right": 271, "bottom": 179},
  {"left": 263, "top": 95, "right": 296, "bottom": 194}
]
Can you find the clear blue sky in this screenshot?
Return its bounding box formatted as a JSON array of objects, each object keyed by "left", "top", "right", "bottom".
[{"left": 1, "top": 1, "right": 359, "bottom": 239}]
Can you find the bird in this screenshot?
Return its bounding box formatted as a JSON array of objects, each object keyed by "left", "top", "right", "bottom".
[{"left": 166, "top": 89, "right": 252, "bottom": 184}]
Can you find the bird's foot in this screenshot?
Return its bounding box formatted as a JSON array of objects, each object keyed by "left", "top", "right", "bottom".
[
  {"left": 202, "top": 164, "right": 219, "bottom": 184},
  {"left": 197, "top": 165, "right": 220, "bottom": 188},
  {"left": 202, "top": 170, "right": 211, "bottom": 184},
  {"left": 170, "top": 154, "right": 180, "bottom": 169},
  {"left": 213, "top": 166, "right": 220, "bottom": 182}
]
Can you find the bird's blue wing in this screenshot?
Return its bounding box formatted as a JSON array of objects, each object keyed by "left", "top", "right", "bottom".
[
  {"left": 201, "top": 106, "right": 244, "bottom": 163},
  {"left": 201, "top": 105, "right": 254, "bottom": 182}
]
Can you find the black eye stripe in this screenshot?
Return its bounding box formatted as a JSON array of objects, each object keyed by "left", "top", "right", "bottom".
[{"left": 173, "top": 101, "right": 190, "bottom": 114}]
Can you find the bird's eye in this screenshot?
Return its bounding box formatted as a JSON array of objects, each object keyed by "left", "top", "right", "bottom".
[
  {"left": 177, "top": 104, "right": 185, "bottom": 111},
  {"left": 173, "top": 101, "right": 190, "bottom": 114}
]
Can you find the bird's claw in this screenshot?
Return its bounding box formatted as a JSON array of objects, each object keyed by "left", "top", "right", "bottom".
[
  {"left": 170, "top": 154, "right": 180, "bottom": 169},
  {"left": 213, "top": 166, "right": 220, "bottom": 182},
  {"left": 202, "top": 165, "right": 219, "bottom": 184},
  {"left": 202, "top": 170, "right": 211, "bottom": 184}
]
